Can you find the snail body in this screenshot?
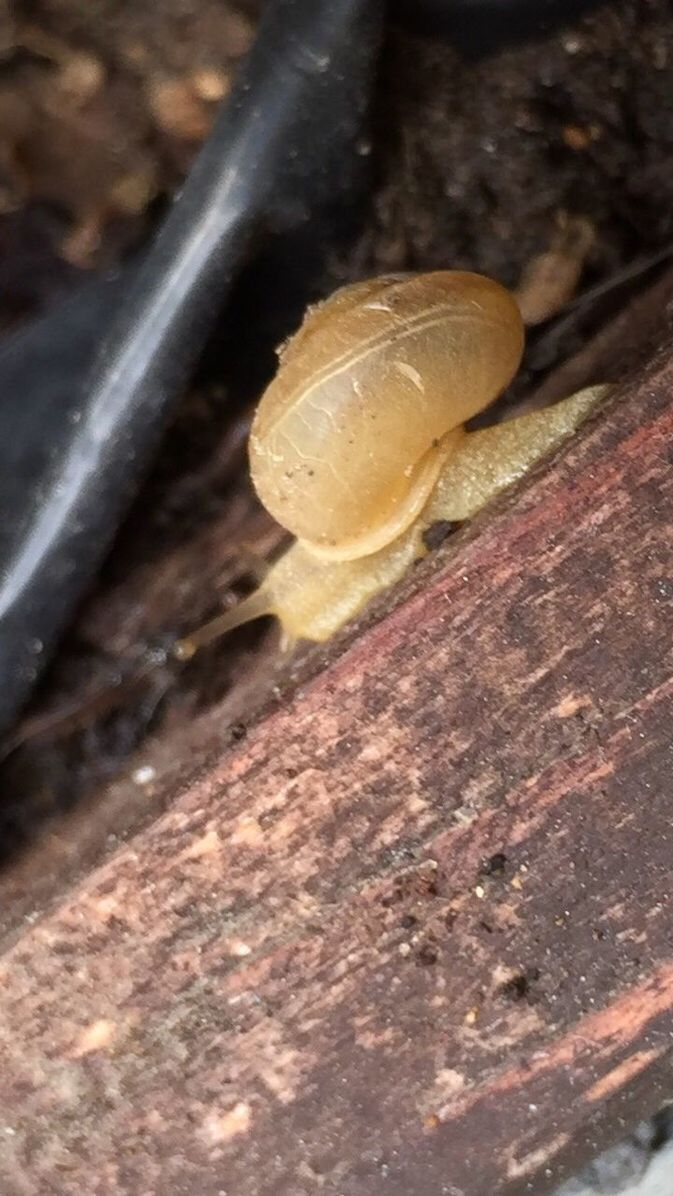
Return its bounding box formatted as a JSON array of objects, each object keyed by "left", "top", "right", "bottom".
[{"left": 177, "top": 272, "right": 607, "bottom": 655}]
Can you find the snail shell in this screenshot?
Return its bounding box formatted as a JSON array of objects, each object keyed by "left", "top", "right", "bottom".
[{"left": 249, "top": 271, "right": 524, "bottom": 561}]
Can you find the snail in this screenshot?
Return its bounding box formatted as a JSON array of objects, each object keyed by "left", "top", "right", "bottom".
[{"left": 176, "top": 271, "right": 607, "bottom": 656}]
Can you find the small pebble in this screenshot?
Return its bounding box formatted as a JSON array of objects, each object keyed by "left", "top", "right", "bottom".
[{"left": 132, "top": 765, "right": 157, "bottom": 786}]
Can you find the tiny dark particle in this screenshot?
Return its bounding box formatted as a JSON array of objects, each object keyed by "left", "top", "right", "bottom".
[
  {"left": 480, "top": 851, "right": 508, "bottom": 877},
  {"left": 497, "top": 967, "right": 540, "bottom": 1001},
  {"left": 498, "top": 973, "right": 529, "bottom": 1001},
  {"left": 416, "top": 943, "right": 438, "bottom": 966}
]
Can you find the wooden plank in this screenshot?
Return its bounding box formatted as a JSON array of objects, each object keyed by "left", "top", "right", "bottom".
[
  {"left": 1, "top": 269, "right": 670, "bottom": 944},
  {"left": 0, "top": 344, "right": 672, "bottom": 1196}
]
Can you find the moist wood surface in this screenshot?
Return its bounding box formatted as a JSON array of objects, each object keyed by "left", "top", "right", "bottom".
[{"left": 0, "top": 347, "right": 672, "bottom": 1196}]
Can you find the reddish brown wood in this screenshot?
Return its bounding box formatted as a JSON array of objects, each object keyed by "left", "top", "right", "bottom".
[{"left": 0, "top": 344, "right": 672, "bottom": 1195}]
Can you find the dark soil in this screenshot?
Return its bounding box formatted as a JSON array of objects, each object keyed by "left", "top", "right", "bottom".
[
  {"left": 370, "top": 3, "right": 673, "bottom": 286},
  {"left": 1, "top": 0, "right": 673, "bottom": 871}
]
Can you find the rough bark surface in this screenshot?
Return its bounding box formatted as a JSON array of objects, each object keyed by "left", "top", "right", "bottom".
[{"left": 0, "top": 348, "right": 672, "bottom": 1196}]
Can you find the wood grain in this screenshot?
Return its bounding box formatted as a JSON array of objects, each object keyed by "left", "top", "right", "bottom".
[{"left": 0, "top": 343, "right": 672, "bottom": 1196}]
